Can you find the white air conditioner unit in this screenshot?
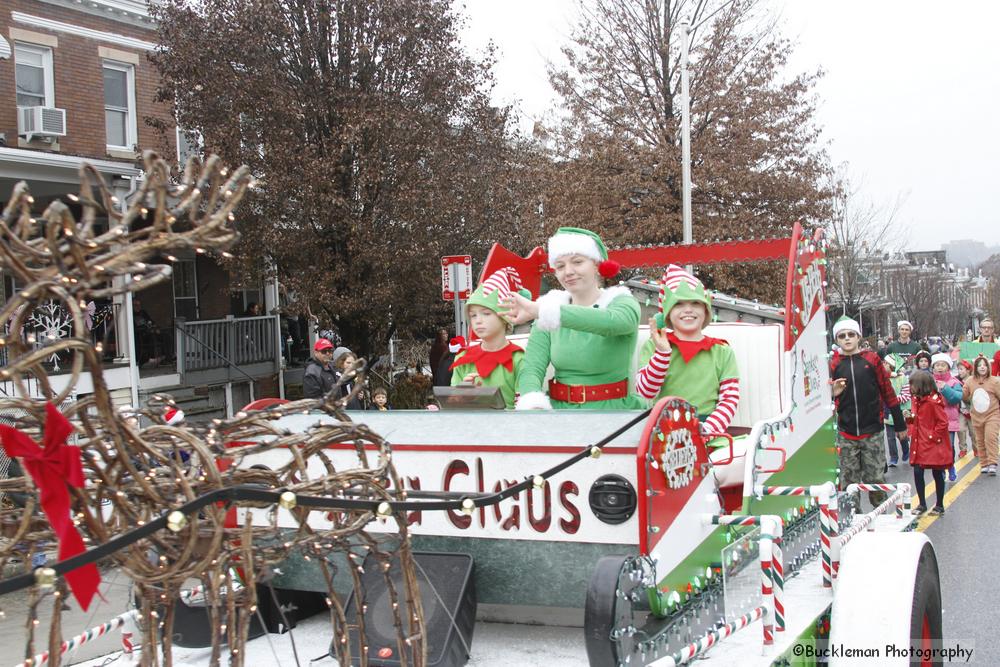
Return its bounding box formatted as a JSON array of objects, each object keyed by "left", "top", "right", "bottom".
[{"left": 17, "top": 106, "right": 67, "bottom": 141}]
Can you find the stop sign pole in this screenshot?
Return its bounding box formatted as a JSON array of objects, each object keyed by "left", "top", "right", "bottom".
[{"left": 441, "top": 255, "right": 472, "bottom": 338}]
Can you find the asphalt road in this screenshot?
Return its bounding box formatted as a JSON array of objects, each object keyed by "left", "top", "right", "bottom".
[{"left": 885, "top": 450, "right": 995, "bottom": 665}]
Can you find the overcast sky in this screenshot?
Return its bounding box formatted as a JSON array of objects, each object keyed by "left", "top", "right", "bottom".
[{"left": 459, "top": 0, "right": 1000, "bottom": 250}]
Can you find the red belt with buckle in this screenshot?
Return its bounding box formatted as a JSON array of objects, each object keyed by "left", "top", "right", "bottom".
[{"left": 549, "top": 379, "right": 629, "bottom": 404}]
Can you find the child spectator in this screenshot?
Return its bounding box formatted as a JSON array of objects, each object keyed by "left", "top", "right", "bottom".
[
  {"left": 883, "top": 354, "right": 910, "bottom": 466},
  {"left": 956, "top": 359, "right": 974, "bottom": 457},
  {"left": 907, "top": 371, "right": 953, "bottom": 516},
  {"left": 829, "top": 316, "right": 907, "bottom": 508},
  {"left": 931, "top": 354, "right": 963, "bottom": 482},
  {"left": 962, "top": 356, "right": 1000, "bottom": 476},
  {"left": 912, "top": 350, "right": 932, "bottom": 373},
  {"left": 634, "top": 265, "right": 740, "bottom": 441},
  {"left": 450, "top": 268, "right": 527, "bottom": 409},
  {"left": 369, "top": 387, "right": 391, "bottom": 411}
]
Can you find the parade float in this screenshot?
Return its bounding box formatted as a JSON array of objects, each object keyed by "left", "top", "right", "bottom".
[
  {"left": 0, "top": 154, "right": 942, "bottom": 667},
  {"left": 229, "top": 224, "right": 943, "bottom": 666}
]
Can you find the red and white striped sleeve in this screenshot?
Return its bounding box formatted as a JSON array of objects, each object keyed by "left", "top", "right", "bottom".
[
  {"left": 635, "top": 348, "right": 671, "bottom": 399},
  {"left": 702, "top": 378, "right": 741, "bottom": 435}
]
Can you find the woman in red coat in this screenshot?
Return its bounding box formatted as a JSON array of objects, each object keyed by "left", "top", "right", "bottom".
[{"left": 908, "top": 372, "right": 953, "bottom": 515}]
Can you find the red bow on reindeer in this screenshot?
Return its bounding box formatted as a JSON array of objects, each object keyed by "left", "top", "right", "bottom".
[{"left": 0, "top": 402, "right": 101, "bottom": 610}]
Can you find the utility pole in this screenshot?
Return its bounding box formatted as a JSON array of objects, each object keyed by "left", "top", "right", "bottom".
[{"left": 680, "top": 19, "right": 693, "bottom": 273}]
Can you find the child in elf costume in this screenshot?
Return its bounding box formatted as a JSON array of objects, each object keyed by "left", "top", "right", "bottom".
[
  {"left": 634, "top": 264, "right": 740, "bottom": 439},
  {"left": 450, "top": 267, "right": 528, "bottom": 409},
  {"left": 883, "top": 353, "right": 911, "bottom": 466}
]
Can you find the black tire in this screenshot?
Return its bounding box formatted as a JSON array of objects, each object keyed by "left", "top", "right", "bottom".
[
  {"left": 908, "top": 542, "right": 943, "bottom": 667},
  {"left": 584, "top": 555, "right": 628, "bottom": 667}
]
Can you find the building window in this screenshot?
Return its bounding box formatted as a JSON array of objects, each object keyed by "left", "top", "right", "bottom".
[
  {"left": 103, "top": 60, "right": 136, "bottom": 150},
  {"left": 172, "top": 259, "right": 198, "bottom": 320},
  {"left": 176, "top": 127, "right": 203, "bottom": 166},
  {"left": 14, "top": 43, "right": 54, "bottom": 107}
]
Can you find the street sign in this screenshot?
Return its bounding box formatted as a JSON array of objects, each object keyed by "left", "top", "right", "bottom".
[{"left": 441, "top": 255, "right": 472, "bottom": 301}]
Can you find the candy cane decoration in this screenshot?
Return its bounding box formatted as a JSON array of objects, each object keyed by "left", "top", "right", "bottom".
[
  {"left": 659, "top": 606, "right": 766, "bottom": 667},
  {"left": 818, "top": 486, "right": 834, "bottom": 589},
  {"left": 18, "top": 580, "right": 244, "bottom": 667},
  {"left": 772, "top": 529, "right": 785, "bottom": 633},
  {"left": 845, "top": 483, "right": 910, "bottom": 520},
  {"left": 838, "top": 489, "right": 907, "bottom": 548}
]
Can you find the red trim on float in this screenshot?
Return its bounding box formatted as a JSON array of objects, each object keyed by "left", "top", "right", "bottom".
[
  {"left": 609, "top": 237, "right": 792, "bottom": 268},
  {"left": 783, "top": 222, "right": 804, "bottom": 351}
]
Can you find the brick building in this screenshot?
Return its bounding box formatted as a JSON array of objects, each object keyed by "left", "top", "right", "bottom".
[{"left": 0, "top": 0, "right": 291, "bottom": 417}]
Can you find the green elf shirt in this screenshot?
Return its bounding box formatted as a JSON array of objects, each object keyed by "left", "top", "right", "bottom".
[
  {"left": 638, "top": 337, "right": 739, "bottom": 419},
  {"left": 516, "top": 285, "right": 646, "bottom": 410},
  {"left": 450, "top": 342, "right": 524, "bottom": 409}
]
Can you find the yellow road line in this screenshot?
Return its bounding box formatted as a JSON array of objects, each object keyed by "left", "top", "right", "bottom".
[{"left": 917, "top": 462, "right": 982, "bottom": 531}]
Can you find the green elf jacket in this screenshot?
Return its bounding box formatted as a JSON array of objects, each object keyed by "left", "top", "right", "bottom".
[
  {"left": 637, "top": 337, "right": 740, "bottom": 432},
  {"left": 516, "top": 285, "right": 646, "bottom": 410},
  {"left": 450, "top": 342, "right": 525, "bottom": 409}
]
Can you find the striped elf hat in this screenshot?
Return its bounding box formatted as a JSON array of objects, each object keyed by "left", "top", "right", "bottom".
[
  {"left": 467, "top": 267, "right": 531, "bottom": 319},
  {"left": 654, "top": 264, "right": 712, "bottom": 329}
]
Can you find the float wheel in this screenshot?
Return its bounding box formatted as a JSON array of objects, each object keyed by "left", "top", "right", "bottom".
[
  {"left": 584, "top": 556, "right": 627, "bottom": 667},
  {"left": 829, "top": 532, "right": 942, "bottom": 667},
  {"left": 909, "top": 542, "right": 942, "bottom": 667}
]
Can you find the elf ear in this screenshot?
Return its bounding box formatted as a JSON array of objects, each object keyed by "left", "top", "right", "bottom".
[{"left": 654, "top": 313, "right": 666, "bottom": 330}]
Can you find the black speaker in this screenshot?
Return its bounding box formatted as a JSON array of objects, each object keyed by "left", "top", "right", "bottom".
[
  {"left": 342, "top": 551, "right": 476, "bottom": 667},
  {"left": 170, "top": 584, "right": 327, "bottom": 647}
]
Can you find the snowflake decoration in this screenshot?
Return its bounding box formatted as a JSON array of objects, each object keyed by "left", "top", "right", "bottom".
[{"left": 26, "top": 302, "right": 74, "bottom": 371}]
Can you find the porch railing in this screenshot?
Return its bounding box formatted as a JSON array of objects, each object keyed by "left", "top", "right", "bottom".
[{"left": 175, "top": 315, "right": 279, "bottom": 377}]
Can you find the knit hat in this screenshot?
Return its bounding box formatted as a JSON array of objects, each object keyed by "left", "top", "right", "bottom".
[
  {"left": 467, "top": 267, "right": 531, "bottom": 318},
  {"left": 547, "top": 227, "right": 620, "bottom": 278},
  {"left": 448, "top": 336, "right": 466, "bottom": 354},
  {"left": 912, "top": 350, "right": 932, "bottom": 366},
  {"left": 832, "top": 316, "right": 861, "bottom": 338},
  {"left": 332, "top": 346, "right": 353, "bottom": 365},
  {"left": 653, "top": 264, "right": 712, "bottom": 329},
  {"left": 314, "top": 338, "right": 334, "bottom": 352},
  {"left": 930, "top": 353, "right": 952, "bottom": 369}
]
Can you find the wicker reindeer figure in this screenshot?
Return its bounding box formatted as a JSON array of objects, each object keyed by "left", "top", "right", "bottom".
[{"left": 0, "top": 153, "right": 425, "bottom": 667}]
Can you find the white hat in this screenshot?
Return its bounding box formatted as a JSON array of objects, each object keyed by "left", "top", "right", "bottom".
[
  {"left": 930, "top": 353, "right": 952, "bottom": 369},
  {"left": 832, "top": 316, "right": 861, "bottom": 339},
  {"left": 897, "top": 320, "right": 913, "bottom": 329}
]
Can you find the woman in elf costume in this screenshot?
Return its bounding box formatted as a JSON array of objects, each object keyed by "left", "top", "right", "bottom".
[
  {"left": 634, "top": 265, "right": 740, "bottom": 439},
  {"left": 449, "top": 268, "right": 528, "bottom": 409},
  {"left": 503, "top": 227, "right": 646, "bottom": 410}
]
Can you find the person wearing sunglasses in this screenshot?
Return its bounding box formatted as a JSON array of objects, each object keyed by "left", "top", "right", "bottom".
[
  {"left": 830, "top": 316, "right": 908, "bottom": 509},
  {"left": 303, "top": 338, "right": 339, "bottom": 399}
]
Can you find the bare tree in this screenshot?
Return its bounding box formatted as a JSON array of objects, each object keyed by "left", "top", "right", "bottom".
[
  {"left": 892, "top": 266, "right": 945, "bottom": 338},
  {"left": 151, "top": 0, "right": 543, "bottom": 356},
  {"left": 537, "top": 0, "right": 835, "bottom": 304},
  {"left": 978, "top": 254, "right": 1000, "bottom": 322},
  {"left": 824, "top": 175, "right": 907, "bottom": 327}
]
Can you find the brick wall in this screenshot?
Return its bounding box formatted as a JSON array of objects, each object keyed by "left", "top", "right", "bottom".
[{"left": 0, "top": 0, "right": 174, "bottom": 160}]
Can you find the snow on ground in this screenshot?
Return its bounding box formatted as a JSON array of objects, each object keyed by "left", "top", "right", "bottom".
[{"left": 75, "top": 618, "right": 589, "bottom": 667}]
